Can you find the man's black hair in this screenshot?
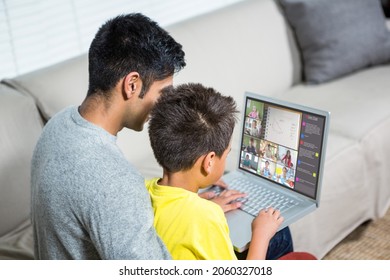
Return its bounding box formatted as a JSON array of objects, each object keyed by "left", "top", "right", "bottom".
[{"left": 88, "top": 13, "right": 186, "bottom": 99}]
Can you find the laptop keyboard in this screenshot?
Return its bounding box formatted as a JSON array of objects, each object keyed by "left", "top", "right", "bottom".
[{"left": 213, "top": 178, "right": 299, "bottom": 216}]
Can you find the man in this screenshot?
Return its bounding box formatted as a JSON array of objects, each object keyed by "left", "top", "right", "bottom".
[{"left": 31, "top": 13, "right": 187, "bottom": 260}]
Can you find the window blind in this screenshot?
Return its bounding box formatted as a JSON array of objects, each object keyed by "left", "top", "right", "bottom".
[{"left": 0, "top": 0, "right": 243, "bottom": 79}]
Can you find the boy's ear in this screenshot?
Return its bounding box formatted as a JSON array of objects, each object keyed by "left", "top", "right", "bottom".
[
  {"left": 202, "top": 152, "right": 216, "bottom": 175},
  {"left": 123, "top": 72, "right": 140, "bottom": 99}
]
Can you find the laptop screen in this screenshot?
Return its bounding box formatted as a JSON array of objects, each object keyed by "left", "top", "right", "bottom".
[{"left": 239, "top": 94, "right": 327, "bottom": 200}]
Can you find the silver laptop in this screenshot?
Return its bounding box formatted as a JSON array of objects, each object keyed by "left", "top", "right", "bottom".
[{"left": 216, "top": 92, "right": 330, "bottom": 252}]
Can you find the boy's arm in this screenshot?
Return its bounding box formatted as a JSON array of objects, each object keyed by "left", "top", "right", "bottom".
[{"left": 246, "top": 208, "right": 284, "bottom": 260}]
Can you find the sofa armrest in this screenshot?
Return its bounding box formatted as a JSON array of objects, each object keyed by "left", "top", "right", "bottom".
[{"left": 0, "top": 84, "right": 42, "bottom": 238}]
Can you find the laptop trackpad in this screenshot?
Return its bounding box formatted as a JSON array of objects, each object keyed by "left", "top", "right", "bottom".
[{"left": 226, "top": 210, "right": 254, "bottom": 252}]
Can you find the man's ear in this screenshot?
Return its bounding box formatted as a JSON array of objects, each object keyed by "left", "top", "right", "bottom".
[
  {"left": 123, "top": 72, "right": 140, "bottom": 99},
  {"left": 202, "top": 151, "right": 216, "bottom": 175}
]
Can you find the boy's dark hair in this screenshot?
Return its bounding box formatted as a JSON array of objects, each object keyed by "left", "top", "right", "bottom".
[
  {"left": 87, "top": 13, "right": 186, "bottom": 99},
  {"left": 149, "top": 83, "right": 238, "bottom": 173}
]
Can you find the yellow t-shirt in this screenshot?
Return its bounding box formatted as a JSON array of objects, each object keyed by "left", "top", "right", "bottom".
[{"left": 145, "top": 178, "right": 237, "bottom": 260}]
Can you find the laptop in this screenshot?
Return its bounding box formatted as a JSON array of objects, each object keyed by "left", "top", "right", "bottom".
[{"left": 214, "top": 92, "right": 330, "bottom": 252}]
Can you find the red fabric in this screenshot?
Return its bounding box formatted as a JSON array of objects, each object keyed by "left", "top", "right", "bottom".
[{"left": 278, "top": 252, "right": 317, "bottom": 260}]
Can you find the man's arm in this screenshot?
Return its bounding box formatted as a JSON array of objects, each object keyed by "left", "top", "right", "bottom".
[{"left": 87, "top": 173, "right": 171, "bottom": 260}]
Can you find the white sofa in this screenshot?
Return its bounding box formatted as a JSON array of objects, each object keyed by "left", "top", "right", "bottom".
[{"left": 1, "top": 0, "right": 389, "bottom": 259}]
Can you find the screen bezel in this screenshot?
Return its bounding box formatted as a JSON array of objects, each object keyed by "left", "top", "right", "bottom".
[{"left": 237, "top": 92, "right": 330, "bottom": 203}]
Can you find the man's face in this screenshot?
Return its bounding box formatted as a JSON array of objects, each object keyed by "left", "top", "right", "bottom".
[{"left": 128, "top": 76, "right": 173, "bottom": 131}]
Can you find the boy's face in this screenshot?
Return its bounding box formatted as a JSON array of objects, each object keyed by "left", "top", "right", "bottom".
[{"left": 209, "top": 143, "right": 232, "bottom": 185}]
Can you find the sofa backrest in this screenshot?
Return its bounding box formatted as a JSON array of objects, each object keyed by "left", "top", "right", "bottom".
[
  {"left": 166, "top": 0, "right": 301, "bottom": 109},
  {"left": 0, "top": 0, "right": 302, "bottom": 178},
  {"left": 3, "top": 54, "right": 88, "bottom": 123},
  {"left": 0, "top": 85, "right": 43, "bottom": 237}
]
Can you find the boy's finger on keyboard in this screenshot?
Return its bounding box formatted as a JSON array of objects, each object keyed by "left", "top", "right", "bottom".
[
  {"left": 220, "top": 189, "right": 244, "bottom": 197},
  {"left": 198, "top": 191, "right": 216, "bottom": 199}
]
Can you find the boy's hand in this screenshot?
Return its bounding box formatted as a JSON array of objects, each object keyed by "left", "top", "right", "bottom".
[
  {"left": 198, "top": 178, "right": 246, "bottom": 212},
  {"left": 252, "top": 207, "right": 284, "bottom": 242},
  {"left": 246, "top": 208, "right": 284, "bottom": 260},
  {"left": 209, "top": 189, "right": 247, "bottom": 212},
  {"left": 197, "top": 178, "right": 228, "bottom": 200},
  {"left": 213, "top": 178, "right": 228, "bottom": 189}
]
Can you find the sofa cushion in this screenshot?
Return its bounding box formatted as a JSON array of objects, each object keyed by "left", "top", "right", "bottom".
[
  {"left": 0, "top": 219, "right": 33, "bottom": 260},
  {"left": 279, "top": 0, "right": 390, "bottom": 84},
  {"left": 3, "top": 54, "right": 88, "bottom": 121},
  {"left": 0, "top": 84, "right": 43, "bottom": 237},
  {"left": 290, "top": 133, "right": 371, "bottom": 258},
  {"left": 274, "top": 65, "right": 390, "bottom": 141},
  {"left": 360, "top": 118, "right": 390, "bottom": 217}
]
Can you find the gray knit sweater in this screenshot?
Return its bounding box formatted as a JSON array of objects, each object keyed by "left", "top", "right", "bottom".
[{"left": 31, "top": 106, "right": 170, "bottom": 259}]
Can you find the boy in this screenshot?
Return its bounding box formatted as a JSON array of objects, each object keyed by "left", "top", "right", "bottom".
[{"left": 146, "top": 83, "right": 285, "bottom": 260}]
